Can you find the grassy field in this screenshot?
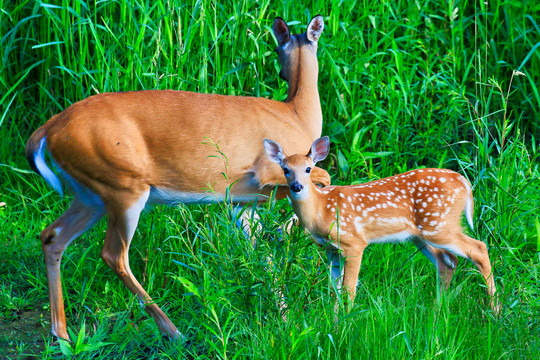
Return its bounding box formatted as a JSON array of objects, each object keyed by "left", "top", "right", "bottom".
[{"left": 1, "top": 0, "right": 539, "bottom": 358}]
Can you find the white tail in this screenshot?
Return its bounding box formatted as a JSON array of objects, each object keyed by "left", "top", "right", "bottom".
[
  {"left": 25, "top": 16, "right": 330, "bottom": 341},
  {"left": 264, "top": 137, "right": 500, "bottom": 314}
]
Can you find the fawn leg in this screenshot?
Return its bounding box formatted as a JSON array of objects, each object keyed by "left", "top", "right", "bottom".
[
  {"left": 428, "top": 234, "right": 499, "bottom": 314},
  {"left": 341, "top": 245, "right": 366, "bottom": 304},
  {"left": 412, "top": 238, "right": 459, "bottom": 289}
]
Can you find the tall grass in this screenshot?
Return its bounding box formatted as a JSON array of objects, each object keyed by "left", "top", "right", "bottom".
[{"left": 1, "top": 0, "right": 539, "bottom": 358}]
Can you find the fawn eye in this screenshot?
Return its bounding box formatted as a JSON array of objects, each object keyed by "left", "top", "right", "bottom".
[
  {"left": 306, "top": 167, "right": 311, "bottom": 174},
  {"left": 283, "top": 168, "right": 290, "bottom": 176}
]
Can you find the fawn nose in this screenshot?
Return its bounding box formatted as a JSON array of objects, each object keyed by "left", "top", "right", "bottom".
[{"left": 290, "top": 181, "right": 303, "bottom": 193}]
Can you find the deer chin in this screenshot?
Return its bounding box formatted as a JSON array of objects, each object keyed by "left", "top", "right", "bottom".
[{"left": 288, "top": 187, "right": 309, "bottom": 201}]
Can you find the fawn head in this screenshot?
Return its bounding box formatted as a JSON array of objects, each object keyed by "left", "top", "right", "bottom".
[
  {"left": 264, "top": 136, "right": 330, "bottom": 199},
  {"left": 272, "top": 15, "right": 324, "bottom": 82}
]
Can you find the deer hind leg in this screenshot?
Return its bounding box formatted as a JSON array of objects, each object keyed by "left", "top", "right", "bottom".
[
  {"left": 458, "top": 234, "right": 499, "bottom": 314},
  {"left": 412, "top": 238, "right": 459, "bottom": 289},
  {"left": 428, "top": 233, "right": 499, "bottom": 314},
  {"left": 41, "top": 199, "right": 105, "bottom": 340},
  {"left": 99, "top": 189, "right": 182, "bottom": 340}
]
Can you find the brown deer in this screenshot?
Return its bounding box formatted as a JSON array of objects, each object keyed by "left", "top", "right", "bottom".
[
  {"left": 263, "top": 136, "right": 500, "bottom": 314},
  {"left": 25, "top": 16, "right": 331, "bottom": 341}
]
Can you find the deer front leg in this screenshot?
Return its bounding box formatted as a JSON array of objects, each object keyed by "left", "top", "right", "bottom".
[
  {"left": 327, "top": 243, "right": 366, "bottom": 313},
  {"left": 341, "top": 244, "right": 367, "bottom": 307},
  {"left": 326, "top": 249, "right": 344, "bottom": 291}
]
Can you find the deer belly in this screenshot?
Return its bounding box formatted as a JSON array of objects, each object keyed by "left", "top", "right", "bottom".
[
  {"left": 147, "top": 186, "right": 261, "bottom": 206},
  {"left": 367, "top": 230, "right": 414, "bottom": 244}
]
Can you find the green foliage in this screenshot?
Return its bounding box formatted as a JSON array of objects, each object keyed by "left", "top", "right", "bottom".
[
  {"left": 0, "top": 0, "right": 539, "bottom": 359},
  {"left": 57, "top": 322, "right": 112, "bottom": 357}
]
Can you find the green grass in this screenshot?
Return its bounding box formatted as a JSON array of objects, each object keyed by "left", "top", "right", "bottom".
[{"left": 1, "top": 0, "right": 539, "bottom": 358}]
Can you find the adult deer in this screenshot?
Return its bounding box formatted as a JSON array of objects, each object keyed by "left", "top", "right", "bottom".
[
  {"left": 25, "top": 16, "right": 331, "bottom": 341},
  {"left": 264, "top": 137, "right": 500, "bottom": 314}
]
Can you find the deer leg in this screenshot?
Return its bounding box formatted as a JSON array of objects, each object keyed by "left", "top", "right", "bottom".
[
  {"left": 326, "top": 249, "right": 344, "bottom": 315},
  {"left": 100, "top": 189, "right": 182, "bottom": 340},
  {"left": 326, "top": 249, "right": 344, "bottom": 293},
  {"left": 234, "top": 206, "right": 262, "bottom": 248},
  {"left": 41, "top": 199, "right": 104, "bottom": 340},
  {"left": 428, "top": 234, "right": 499, "bottom": 314},
  {"left": 412, "top": 238, "right": 458, "bottom": 289},
  {"left": 341, "top": 245, "right": 366, "bottom": 305},
  {"left": 326, "top": 243, "right": 366, "bottom": 314},
  {"left": 458, "top": 234, "right": 499, "bottom": 314},
  {"left": 236, "top": 205, "right": 293, "bottom": 317}
]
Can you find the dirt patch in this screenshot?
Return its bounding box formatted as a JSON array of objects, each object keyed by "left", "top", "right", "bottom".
[{"left": 0, "top": 309, "right": 50, "bottom": 359}]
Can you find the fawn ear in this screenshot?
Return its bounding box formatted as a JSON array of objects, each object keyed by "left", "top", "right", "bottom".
[
  {"left": 273, "top": 17, "right": 291, "bottom": 46},
  {"left": 307, "top": 15, "right": 324, "bottom": 42},
  {"left": 307, "top": 136, "right": 330, "bottom": 163},
  {"left": 264, "top": 139, "right": 285, "bottom": 165}
]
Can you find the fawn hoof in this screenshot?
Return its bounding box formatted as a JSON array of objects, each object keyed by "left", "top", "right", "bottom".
[
  {"left": 492, "top": 302, "right": 502, "bottom": 317},
  {"left": 162, "top": 330, "right": 188, "bottom": 346}
]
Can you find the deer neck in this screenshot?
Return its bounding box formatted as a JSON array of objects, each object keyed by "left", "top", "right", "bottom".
[
  {"left": 290, "top": 181, "right": 325, "bottom": 234},
  {"left": 285, "top": 54, "right": 322, "bottom": 139}
]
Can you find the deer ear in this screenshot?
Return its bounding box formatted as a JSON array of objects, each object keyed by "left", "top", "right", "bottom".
[
  {"left": 307, "top": 15, "right": 324, "bottom": 42},
  {"left": 264, "top": 139, "right": 285, "bottom": 165},
  {"left": 273, "top": 17, "right": 291, "bottom": 46},
  {"left": 307, "top": 136, "right": 330, "bottom": 163}
]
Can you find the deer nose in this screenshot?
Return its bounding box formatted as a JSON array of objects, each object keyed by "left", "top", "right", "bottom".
[{"left": 290, "top": 181, "right": 303, "bottom": 193}]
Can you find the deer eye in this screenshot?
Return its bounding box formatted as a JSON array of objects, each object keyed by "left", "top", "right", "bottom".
[
  {"left": 306, "top": 167, "right": 311, "bottom": 174},
  {"left": 283, "top": 168, "right": 290, "bottom": 176}
]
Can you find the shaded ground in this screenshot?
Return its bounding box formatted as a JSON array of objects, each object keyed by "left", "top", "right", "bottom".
[{"left": 0, "top": 309, "right": 49, "bottom": 359}]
